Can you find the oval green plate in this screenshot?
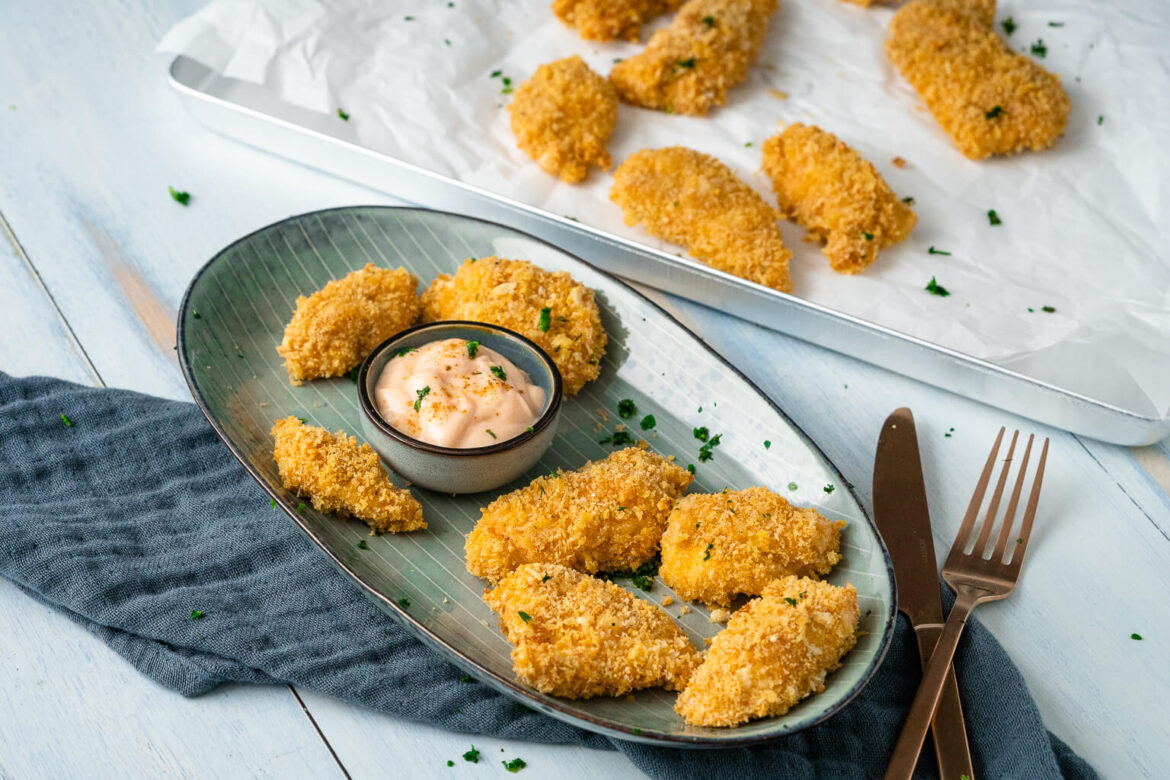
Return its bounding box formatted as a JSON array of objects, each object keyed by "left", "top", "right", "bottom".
[{"left": 177, "top": 206, "right": 895, "bottom": 747}]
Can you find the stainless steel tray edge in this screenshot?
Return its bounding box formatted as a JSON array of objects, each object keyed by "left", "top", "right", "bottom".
[{"left": 168, "top": 55, "right": 1169, "bottom": 446}]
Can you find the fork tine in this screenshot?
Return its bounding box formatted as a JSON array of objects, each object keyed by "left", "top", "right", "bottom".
[
  {"left": 993, "top": 435, "right": 1034, "bottom": 562},
  {"left": 1006, "top": 438, "right": 1049, "bottom": 571},
  {"left": 970, "top": 430, "right": 1019, "bottom": 557},
  {"left": 948, "top": 427, "right": 1005, "bottom": 560}
]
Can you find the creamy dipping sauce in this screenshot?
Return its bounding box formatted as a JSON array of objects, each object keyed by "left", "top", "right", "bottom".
[{"left": 373, "top": 338, "right": 546, "bottom": 448}]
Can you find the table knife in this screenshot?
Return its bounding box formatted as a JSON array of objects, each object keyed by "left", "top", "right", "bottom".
[{"left": 874, "top": 408, "right": 974, "bottom": 779}]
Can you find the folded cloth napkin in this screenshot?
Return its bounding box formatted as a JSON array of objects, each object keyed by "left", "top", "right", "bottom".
[{"left": 0, "top": 372, "right": 1095, "bottom": 779}]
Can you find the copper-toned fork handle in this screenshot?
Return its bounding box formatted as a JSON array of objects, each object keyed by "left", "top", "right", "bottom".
[{"left": 914, "top": 623, "right": 974, "bottom": 780}]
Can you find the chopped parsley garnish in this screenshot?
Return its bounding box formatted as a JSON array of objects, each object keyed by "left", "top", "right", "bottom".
[
  {"left": 296, "top": 416, "right": 307, "bottom": 424},
  {"left": 687, "top": 464, "right": 695, "bottom": 475},
  {"left": 787, "top": 482, "right": 798, "bottom": 491},
  {"left": 192, "top": 309, "right": 201, "bottom": 319},
  {"left": 985, "top": 105, "right": 1005, "bottom": 120},
  {"left": 1002, "top": 17, "right": 1017, "bottom": 35},
  {"left": 925, "top": 277, "right": 951, "bottom": 297},
  {"left": 1048, "top": 21, "right": 1064, "bottom": 27},
  {"left": 824, "top": 484, "right": 836, "bottom": 494},
  {"left": 988, "top": 209, "right": 1002, "bottom": 225},
  {"left": 490, "top": 69, "right": 502, "bottom": 78},
  {"left": 458, "top": 673, "right": 475, "bottom": 682},
  {"left": 463, "top": 745, "right": 481, "bottom": 763},
  {"left": 1131, "top": 633, "right": 1143, "bottom": 640},
  {"left": 396, "top": 346, "right": 418, "bottom": 357},
  {"left": 486, "top": 429, "right": 497, "bottom": 439},
  {"left": 677, "top": 58, "right": 696, "bottom": 69},
  {"left": 541, "top": 574, "right": 551, "bottom": 582},
  {"left": 1031, "top": 39, "right": 1047, "bottom": 57},
  {"left": 518, "top": 610, "right": 532, "bottom": 622},
  {"left": 501, "top": 77, "right": 513, "bottom": 95},
  {"left": 337, "top": 108, "right": 350, "bottom": 121},
  {"left": 414, "top": 385, "right": 431, "bottom": 411},
  {"left": 599, "top": 430, "right": 636, "bottom": 447},
  {"left": 502, "top": 758, "right": 527, "bottom": 773},
  {"left": 270, "top": 498, "right": 276, "bottom": 509},
  {"left": 693, "top": 426, "right": 709, "bottom": 442},
  {"left": 490, "top": 365, "right": 507, "bottom": 381},
  {"left": 538, "top": 307, "right": 551, "bottom": 332},
  {"left": 1042, "top": 305, "right": 1056, "bottom": 313},
  {"left": 345, "top": 366, "right": 360, "bottom": 383},
  {"left": 60, "top": 413, "right": 72, "bottom": 427},
  {"left": 702, "top": 15, "right": 715, "bottom": 26},
  {"left": 466, "top": 340, "right": 479, "bottom": 358},
  {"left": 1097, "top": 115, "right": 1105, "bottom": 125},
  {"left": 617, "top": 398, "right": 637, "bottom": 418},
  {"left": 902, "top": 196, "right": 915, "bottom": 205},
  {"left": 297, "top": 502, "right": 306, "bottom": 513},
  {"left": 599, "top": 558, "right": 659, "bottom": 591},
  {"left": 357, "top": 539, "right": 369, "bottom": 549},
  {"left": 744, "top": 141, "right": 753, "bottom": 147},
  {"left": 398, "top": 598, "right": 411, "bottom": 608},
  {"left": 784, "top": 597, "right": 798, "bottom": 607},
  {"left": 190, "top": 610, "right": 205, "bottom": 620},
  {"left": 168, "top": 186, "right": 191, "bottom": 205},
  {"left": 928, "top": 246, "right": 952, "bottom": 256},
  {"left": 862, "top": 231, "right": 874, "bottom": 241},
  {"left": 447, "top": 761, "right": 454, "bottom": 767},
  {"left": 640, "top": 414, "right": 656, "bottom": 430},
  {"left": 698, "top": 433, "right": 722, "bottom": 462},
  {"left": 798, "top": 590, "right": 807, "bottom": 598},
  {"left": 702, "top": 543, "right": 714, "bottom": 561}
]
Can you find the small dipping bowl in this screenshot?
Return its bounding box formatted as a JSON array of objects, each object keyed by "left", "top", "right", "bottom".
[{"left": 357, "top": 321, "right": 562, "bottom": 494}]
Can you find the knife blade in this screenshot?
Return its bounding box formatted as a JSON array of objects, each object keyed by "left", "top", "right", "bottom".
[{"left": 875, "top": 407, "right": 974, "bottom": 779}]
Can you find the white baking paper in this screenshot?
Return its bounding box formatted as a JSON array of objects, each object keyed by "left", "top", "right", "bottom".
[{"left": 159, "top": 0, "right": 1170, "bottom": 417}]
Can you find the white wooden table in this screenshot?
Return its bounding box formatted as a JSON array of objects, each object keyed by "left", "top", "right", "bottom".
[{"left": 2, "top": 2, "right": 1168, "bottom": 777}]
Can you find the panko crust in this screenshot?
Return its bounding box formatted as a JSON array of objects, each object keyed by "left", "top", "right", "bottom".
[
  {"left": 675, "top": 576, "right": 860, "bottom": 726},
  {"left": 659, "top": 487, "right": 844, "bottom": 606},
  {"left": 608, "top": 0, "right": 777, "bottom": 116},
  {"left": 610, "top": 147, "right": 793, "bottom": 292},
  {"left": 761, "top": 123, "right": 917, "bottom": 274},
  {"left": 465, "top": 446, "right": 693, "bottom": 584},
  {"left": 276, "top": 263, "right": 421, "bottom": 384},
  {"left": 508, "top": 56, "right": 618, "bottom": 183},
  {"left": 420, "top": 256, "right": 607, "bottom": 395},
  {"left": 552, "top": 0, "right": 683, "bottom": 42},
  {"left": 885, "top": 0, "right": 1070, "bottom": 160},
  {"left": 271, "top": 417, "right": 425, "bottom": 534},
  {"left": 485, "top": 564, "right": 701, "bottom": 698}
]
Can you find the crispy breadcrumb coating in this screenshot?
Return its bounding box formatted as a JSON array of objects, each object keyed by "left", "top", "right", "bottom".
[
  {"left": 886, "top": 0, "right": 1070, "bottom": 160},
  {"left": 608, "top": 0, "right": 777, "bottom": 116},
  {"left": 659, "top": 487, "right": 844, "bottom": 606},
  {"left": 485, "top": 563, "right": 701, "bottom": 697},
  {"left": 465, "top": 446, "right": 693, "bottom": 583},
  {"left": 508, "top": 56, "right": 618, "bottom": 184},
  {"left": 276, "top": 263, "right": 421, "bottom": 384},
  {"left": 552, "top": 0, "right": 682, "bottom": 41},
  {"left": 271, "top": 417, "right": 425, "bottom": 533},
  {"left": 421, "top": 257, "right": 607, "bottom": 395},
  {"left": 611, "top": 147, "right": 792, "bottom": 292},
  {"left": 761, "top": 123, "right": 917, "bottom": 274},
  {"left": 675, "top": 576, "right": 859, "bottom": 726}
]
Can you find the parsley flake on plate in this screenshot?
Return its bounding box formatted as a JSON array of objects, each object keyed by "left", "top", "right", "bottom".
[
  {"left": 1042, "top": 305, "right": 1056, "bottom": 313},
  {"left": 270, "top": 498, "right": 276, "bottom": 509},
  {"left": 677, "top": 58, "right": 696, "bottom": 68},
  {"left": 902, "top": 196, "right": 915, "bottom": 205},
  {"left": 414, "top": 385, "right": 430, "bottom": 412},
  {"left": 398, "top": 598, "right": 411, "bottom": 608},
  {"left": 640, "top": 414, "right": 656, "bottom": 430},
  {"left": 60, "top": 413, "right": 72, "bottom": 427},
  {"left": 599, "top": 430, "right": 636, "bottom": 447},
  {"left": 538, "top": 307, "right": 551, "bottom": 332},
  {"left": 458, "top": 673, "right": 475, "bottom": 682},
  {"left": 357, "top": 539, "right": 368, "bottom": 550},
  {"left": 693, "top": 426, "right": 709, "bottom": 442},
  {"left": 862, "top": 231, "right": 874, "bottom": 241},
  {"left": 824, "top": 484, "right": 836, "bottom": 494},
  {"left": 928, "top": 246, "right": 952, "bottom": 255},
  {"left": 1002, "top": 17, "right": 1017, "bottom": 35},
  {"left": 787, "top": 482, "right": 798, "bottom": 491},
  {"left": 702, "top": 543, "right": 714, "bottom": 561},
  {"left": 490, "top": 365, "right": 507, "bottom": 381},
  {"left": 984, "top": 105, "right": 1005, "bottom": 120},
  {"left": 617, "top": 398, "right": 637, "bottom": 418},
  {"left": 337, "top": 108, "right": 350, "bottom": 121},
  {"left": 784, "top": 597, "right": 798, "bottom": 607},
  {"left": 168, "top": 186, "right": 191, "bottom": 206},
  {"left": 925, "top": 277, "right": 951, "bottom": 297},
  {"left": 702, "top": 15, "right": 715, "bottom": 26},
  {"left": 296, "top": 501, "right": 306, "bottom": 514},
  {"left": 466, "top": 340, "right": 479, "bottom": 358},
  {"left": 987, "top": 209, "right": 1002, "bottom": 225},
  {"left": 1031, "top": 39, "right": 1047, "bottom": 57},
  {"left": 1131, "top": 633, "right": 1143, "bottom": 640},
  {"left": 502, "top": 757, "right": 527, "bottom": 773},
  {"left": 764, "top": 440, "right": 771, "bottom": 449},
  {"left": 518, "top": 610, "right": 532, "bottom": 623},
  {"left": 190, "top": 610, "right": 205, "bottom": 620},
  {"left": 463, "top": 745, "right": 481, "bottom": 763}
]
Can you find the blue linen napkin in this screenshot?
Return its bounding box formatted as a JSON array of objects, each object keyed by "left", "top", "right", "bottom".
[{"left": 0, "top": 372, "right": 1095, "bottom": 779}]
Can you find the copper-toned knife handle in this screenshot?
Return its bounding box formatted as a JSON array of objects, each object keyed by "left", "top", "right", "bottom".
[{"left": 914, "top": 623, "right": 974, "bottom": 780}]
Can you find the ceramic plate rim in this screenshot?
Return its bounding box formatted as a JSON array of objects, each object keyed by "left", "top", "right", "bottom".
[{"left": 176, "top": 204, "right": 898, "bottom": 748}]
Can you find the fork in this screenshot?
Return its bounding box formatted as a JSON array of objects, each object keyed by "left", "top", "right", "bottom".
[{"left": 884, "top": 427, "right": 1050, "bottom": 780}]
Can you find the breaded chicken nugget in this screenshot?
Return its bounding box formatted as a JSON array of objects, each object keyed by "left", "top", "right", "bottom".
[
  {"left": 886, "top": 0, "right": 1070, "bottom": 160},
  {"left": 465, "top": 446, "right": 693, "bottom": 583},
  {"left": 276, "top": 263, "right": 421, "bottom": 384},
  {"left": 271, "top": 417, "right": 425, "bottom": 534},
  {"left": 552, "top": 0, "right": 682, "bottom": 42},
  {"left": 421, "top": 257, "right": 606, "bottom": 395},
  {"left": 675, "top": 576, "right": 859, "bottom": 726},
  {"left": 508, "top": 56, "right": 618, "bottom": 184},
  {"left": 485, "top": 563, "right": 701, "bottom": 697},
  {"left": 761, "top": 123, "right": 917, "bottom": 274},
  {"left": 610, "top": 147, "right": 793, "bottom": 292},
  {"left": 608, "top": 0, "right": 777, "bottom": 116},
  {"left": 659, "top": 487, "right": 844, "bottom": 606}
]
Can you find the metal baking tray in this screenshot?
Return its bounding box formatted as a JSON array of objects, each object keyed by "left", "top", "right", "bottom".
[{"left": 168, "top": 55, "right": 1169, "bottom": 446}]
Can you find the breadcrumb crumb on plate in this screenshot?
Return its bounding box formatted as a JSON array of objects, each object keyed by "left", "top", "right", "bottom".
[
  {"left": 676, "top": 576, "right": 860, "bottom": 727},
  {"left": 276, "top": 263, "right": 421, "bottom": 384},
  {"left": 762, "top": 123, "right": 917, "bottom": 274},
  {"left": 552, "top": 0, "right": 682, "bottom": 42},
  {"left": 485, "top": 564, "right": 701, "bottom": 698},
  {"left": 885, "top": 0, "right": 1070, "bottom": 160},
  {"left": 271, "top": 416, "right": 425, "bottom": 534},
  {"left": 421, "top": 256, "right": 606, "bottom": 395},
  {"left": 508, "top": 56, "right": 618, "bottom": 184},
  {"left": 611, "top": 147, "right": 793, "bottom": 293}
]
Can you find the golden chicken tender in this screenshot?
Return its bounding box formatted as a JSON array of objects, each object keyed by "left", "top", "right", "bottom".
[
  {"left": 675, "top": 576, "right": 859, "bottom": 726},
  {"left": 465, "top": 446, "right": 692, "bottom": 583},
  {"left": 761, "top": 123, "right": 917, "bottom": 274},
  {"left": 659, "top": 487, "right": 844, "bottom": 606},
  {"left": 886, "top": 0, "right": 1070, "bottom": 160},
  {"left": 271, "top": 417, "right": 425, "bottom": 534},
  {"left": 485, "top": 564, "right": 701, "bottom": 698},
  {"left": 552, "top": 0, "right": 682, "bottom": 42},
  {"left": 608, "top": 0, "right": 777, "bottom": 116},
  {"left": 276, "top": 263, "right": 421, "bottom": 384},
  {"left": 421, "top": 257, "right": 606, "bottom": 395},
  {"left": 610, "top": 147, "right": 793, "bottom": 292},
  {"left": 508, "top": 56, "right": 618, "bottom": 184}
]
